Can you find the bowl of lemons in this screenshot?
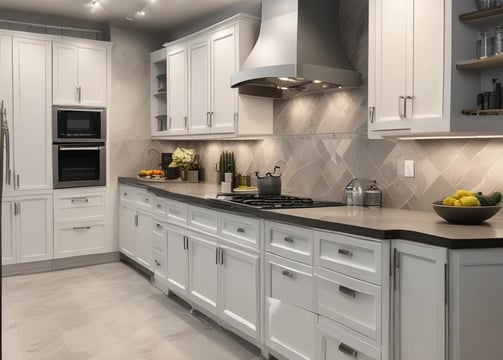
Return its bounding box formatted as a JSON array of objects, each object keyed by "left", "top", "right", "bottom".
[{"left": 432, "top": 190, "right": 502, "bottom": 225}]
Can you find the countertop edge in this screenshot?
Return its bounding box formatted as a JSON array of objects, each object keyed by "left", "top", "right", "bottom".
[{"left": 118, "top": 177, "right": 503, "bottom": 249}]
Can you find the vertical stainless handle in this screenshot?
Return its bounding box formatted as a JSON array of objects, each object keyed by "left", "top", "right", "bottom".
[
  {"left": 134, "top": 214, "right": 138, "bottom": 226},
  {"left": 206, "top": 112, "right": 211, "bottom": 127},
  {"left": 2, "top": 102, "right": 11, "bottom": 185},
  {"left": 168, "top": 117, "right": 172, "bottom": 129},
  {"left": 220, "top": 248, "right": 224, "bottom": 265},
  {"left": 216, "top": 247, "right": 219, "bottom": 264},
  {"left": 405, "top": 95, "right": 414, "bottom": 118},
  {"left": 398, "top": 96, "right": 406, "bottom": 120},
  {"left": 338, "top": 343, "right": 358, "bottom": 357},
  {"left": 210, "top": 112, "right": 214, "bottom": 125},
  {"left": 16, "top": 174, "right": 20, "bottom": 189},
  {"left": 186, "top": 236, "right": 189, "bottom": 251},
  {"left": 183, "top": 236, "right": 186, "bottom": 250},
  {"left": 184, "top": 116, "right": 187, "bottom": 128},
  {"left": 78, "top": 86, "right": 82, "bottom": 102},
  {"left": 14, "top": 201, "right": 19, "bottom": 216},
  {"left": 369, "top": 106, "right": 375, "bottom": 124},
  {"left": 444, "top": 263, "right": 449, "bottom": 305},
  {"left": 393, "top": 248, "right": 399, "bottom": 291}
]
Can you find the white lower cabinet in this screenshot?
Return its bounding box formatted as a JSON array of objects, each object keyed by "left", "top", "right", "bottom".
[
  {"left": 392, "top": 240, "right": 446, "bottom": 360},
  {"left": 54, "top": 221, "right": 105, "bottom": 258},
  {"left": 1, "top": 194, "right": 53, "bottom": 264},
  {"left": 152, "top": 220, "right": 168, "bottom": 286},
  {"left": 166, "top": 224, "right": 189, "bottom": 296}
]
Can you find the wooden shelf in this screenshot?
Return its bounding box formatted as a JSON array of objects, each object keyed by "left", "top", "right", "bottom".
[
  {"left": 462, "top": 108, "right": 503, "bottom": 115},
  {"left": 456, "top": 53, "right": 503, "bottom": 70},
  {"left": 155, "top": 113, "right": 167, "bottom": 118},
  {"left": 153, "top": 91, "right": 167, "bottom": 96},
  {"left": 460, "top": 6, "right": 503, "bottom": 23}
]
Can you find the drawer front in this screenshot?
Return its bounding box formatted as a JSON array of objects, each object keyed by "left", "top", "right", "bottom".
[
  {"left": 219, "top": 213, "right": 260, "bottom": 250},
  {"left": 316, "top": 231, "right": 382, "bottom": 285},
  {"left": 266, "top": 297, "right": 317, "bottom": 360},
  {"left": 152, "top": 248, "right": 167, "bottom": 283},
  {"left": 152, "top": 196, "right": 167, "bottom": 218},
  {"left": 54, "top": 221, "right": 106, "bottom": 258},
  {"left": 152, "top": 221, "right": 167, "bottom": 253},
  {"left": 317, "top": 316, "right": 380, "bottom": 360},
  {"left": 166, "top": 199, "right": 188, "bottom": 226},
  {"left": 265, "top": 221, "right": 313, "bottom": 265},
  {"left": 317, "top": 267, "right": 381, "bottom": 341},
  {"left": 136, "top": 190, "right": 153, "bottom": 211},
  {"left": 120, "top": 185, "right": 136, "bottom": 204},
  {"left": 267, "top": 253, "right": 314, "bottom": 312},
  {"left": 188, "top": 206, "right": 218, "bottom": 234},
  {"left": 54, "top": 192, "right": 106, "bottom": 221}
]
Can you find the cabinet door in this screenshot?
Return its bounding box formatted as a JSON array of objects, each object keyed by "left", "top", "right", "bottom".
[
  {"left": 54, "top": 221, "right": 106, "bottom": 258},
  {"left": 219, "top": 244, "right": 260, "bottom": 340},
  {"left": 188, "top": 38, "right": 210, "bottom": 134},
  {"left": 135, "top": 211, "right": 153, "bottom": 270},
  {"left": 210, "top": 27, "right": 237, "bottom": 134},
  {"left": 0, "top": 35, "right": 14, "bottom": 192},
  {"left": 166, "top": 226, "right": 189, "bottom": 296},
  {"left": 12, "top": 36, "right": 52, "bottom": 191},
  {"left": 167, "top": 46, "right": 188, "bottom": 135},
  {"left": 53, "top": 43, "right": 78, "bottom": 105},
  {"left": 78, "top": 45, "right": 107, "bottom": 107},
  {"left": 17, "top": 195, "right": 53, "bottom": 263},
  {"left": 188, "top": 233, "right": 218, "bottom": 315},
  {"left": 119, "top": 204, "right": 136, "bottom": 259},
  {"left": 370, "top": 0, "right": 410, "bottom": 132},
  {"left": 393, "top": 240, "right": 446, "bottom": 360},
  {"left": 1, "top": 199, "right": 16, "bottom": 265}
]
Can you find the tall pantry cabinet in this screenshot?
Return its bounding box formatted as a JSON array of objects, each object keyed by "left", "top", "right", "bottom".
[{"left": 1, "top": 32, "right": 53, "bottom": 264}]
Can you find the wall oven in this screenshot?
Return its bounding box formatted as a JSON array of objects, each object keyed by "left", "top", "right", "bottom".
[
  {"left": 53, "top": 144, "right": 106, "bottom": 189},
  {"left": 53, "top": 106, "right": 106, "bottom": 143}
]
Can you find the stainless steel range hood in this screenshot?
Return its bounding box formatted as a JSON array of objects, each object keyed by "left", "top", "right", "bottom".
[{"left": 231, "top": 0, "right": 360, "bottom": 99}]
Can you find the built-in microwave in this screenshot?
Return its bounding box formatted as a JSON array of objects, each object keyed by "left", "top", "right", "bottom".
[
  {"left": 52, "top": 143, "right": 106, "bottom": 189},
  {"left": 53, "top": 107, "right": 106, "bottom": 143}
]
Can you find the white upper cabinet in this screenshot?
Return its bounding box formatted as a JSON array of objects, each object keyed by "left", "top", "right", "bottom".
[
  {"left": 151, "top": 14, "right": 273, "bottom": 139},
  {"left": 53, "top": 41, "right": 108, "bottom": 107}
]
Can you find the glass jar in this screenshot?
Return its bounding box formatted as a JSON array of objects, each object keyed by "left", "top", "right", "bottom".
[
  {"left": 494, "top": 26, "right": 503, "bottom": 55},
  {"left": 477, "top": 31, "right": 492, "bottom": 59}
]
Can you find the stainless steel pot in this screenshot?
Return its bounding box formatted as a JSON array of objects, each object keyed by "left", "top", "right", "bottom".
[{"left": 255, "top": 169, "right": 281, "bottom": 196}]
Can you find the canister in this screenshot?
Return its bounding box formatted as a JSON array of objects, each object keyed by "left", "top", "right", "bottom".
[{"left": 364, "top": 180, "right": 382, "bottom": 208}]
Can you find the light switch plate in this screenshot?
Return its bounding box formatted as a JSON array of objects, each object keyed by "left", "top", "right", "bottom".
[{"left": 404, "top": 160, "right": 415, "bottom": 178}]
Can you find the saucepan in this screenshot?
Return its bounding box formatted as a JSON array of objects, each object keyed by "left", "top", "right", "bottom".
[{"left": 255, "top": 166, "right": 282, "bottom": 196}]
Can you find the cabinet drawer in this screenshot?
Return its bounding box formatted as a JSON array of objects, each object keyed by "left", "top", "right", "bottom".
[
  {"left": 219, "top": 213, "right": 260, "bottom": 250},
  {"left": 265, "top": 221, "right": 313, "bottom": 265},
  {"left": 152, "top": 221, "right": 167, "bottom": 253},
  {"left": 120, "top": 185, "right": 135, "bottom": 204},
  {"left": 166, "top": 199, "right": 187, "bottom": 226},
  {"left": 54, "top": 221, "right": 106, "bottom": 258},
  {"left": 316, "top": 231, "right": 382, "bottom": 285},
  {"left": 188, "top": 206, "right": 218, "bottom": 234},
  {"left": 265, "top": 297, "right": 316, "bottom": 360},
  {"left": 267, "top": 253, "right": 314, "bottom": 312},
  {"left": 135, "top": 190, "right": 153, "bottom": 211},
  {"left": 152, "top": 248, "right": 166, "bottom": 282},
  {"left": 54, "top": 192, "right": 106, "bottom": 222},
  {"left": 317, "top": 316, "right": 380, "bottom": 360},
  {"left": 317, "top": 267, "right": 381, "bottom": 341},
  {"left": 152, "top": 196, "right": 167, "bottom": 218}
]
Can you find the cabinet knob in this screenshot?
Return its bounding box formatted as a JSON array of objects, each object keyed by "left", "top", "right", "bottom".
[
  {"left": 282, "top": 270, "right": 294, "bottom": 278},
  {"left": 283, "top": 236, "right": 294, "bottom": 243},
  {"left": 237, "top": 228, "right": 245, "bottom": 233}
]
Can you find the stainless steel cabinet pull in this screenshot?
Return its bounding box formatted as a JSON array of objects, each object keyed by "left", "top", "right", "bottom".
[
  {"left": 71, "top": 198, "right": 89, "bottom": 203},
  {"left": 156, "top": 223, "right": 162, "bottom": 229},
  {"left": 369, "top": 106, "right": 375, "bottom": 124},
  {"left": 73, "top": 226, "right": 91, "bottom": 230},
  {"left": 168, "top": 117, "right": 172, "bottom": 129},
  {"left": 155, "top": 259, "right": 161, "bottom": 266},
  {"left": 282, "top": 270, "right": 294, "bottom": 278},
  {"left": 216, "top": 248, "right": 219, "bottom": 264},
  {"left": 405, "top": 95, "right": 414, "bottom": 118},
  {"left": 338, "top": 249, "right": 353, "bottom": 257},
  {"left": 14, "top": 201, "right": 19, "bottom": 216},
  {"left": 16, "top": 174, "right": 20, "bottom": 188},
  {"left": 393, "top": 248, "right": 398, "bottom": 291},
  {"left": 184, "top": 116, "right": 187, "bottom": 128},
  {"left": 339, "top": 285, "right": 357, "bottom": 298},
  {"left": 284, "top": 236, "right": 294, "bottom": 243},
  {"left": 398, "top": 96, "right": 406, "bottom": 120},
  {"left": 338, "top": 343, "right": 358, "bottom": 357},
  {"left": 134, "top": 214, "right": 138, "bottom": 226},
  {"left": 183, "top": 236, "right": 186, "bottom": 250},
  {"left": 220, "top": 248, "right": 224, "bottom": 265},
  {"left": 77, "top": 86, "right": 82, "bottom": 102},
  {"left": 206, "top": 112, "right": 211, "bottom": 127},
  {"left": 237, "top": 228, "right": 245, "bottom": 233},
  {"left": 210, "top": 112, "right": 214, "bottom": 125},
  {"left": 60, "top": 147, "right": 100, "bottom": 151}
]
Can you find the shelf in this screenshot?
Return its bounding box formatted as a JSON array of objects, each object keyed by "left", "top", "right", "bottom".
[
  {"left": 456, "top": 53, "right": 503, "bottom": 70},
  {"left": 155, "top": 114, "right": 167, "bottom": 118},
  {"left": 156, "top": 73, "right": 166, "bottom": 79},
  {"left": 153, "top": 91, "right": 167, "bottom": 96},
  {"left": 460, "top": 6, "right": 503, "bottom": 23},
  {"left": 462, "top": 108, "right": 503, "bottom": 115}
]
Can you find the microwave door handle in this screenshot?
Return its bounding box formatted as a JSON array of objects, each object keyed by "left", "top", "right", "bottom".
[{"left": 59, "top": 147, "right": 100, "bottom": 151}]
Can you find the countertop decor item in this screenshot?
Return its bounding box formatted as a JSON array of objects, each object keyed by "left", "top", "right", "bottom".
[
  {"left": 432, "top": 202, "right": 502, "bottom": 224},
  {"left": 255, "top": 166, "right": 282, "bottom": 196},
  {"left": 169, "top": 147, "right": 199, "bottom": 181}
]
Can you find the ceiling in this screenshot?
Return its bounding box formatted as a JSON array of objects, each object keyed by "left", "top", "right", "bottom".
[{"left": 0, "top": 0, "right": 262, "bottom": 31}]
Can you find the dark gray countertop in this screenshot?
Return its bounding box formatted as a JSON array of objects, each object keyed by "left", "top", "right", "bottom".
[{"left": 119, "top": 177, "right": 503, "bottom": 249}]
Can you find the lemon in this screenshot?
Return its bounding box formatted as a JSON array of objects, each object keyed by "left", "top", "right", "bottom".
[
  {"left": 453, "top": 199, "right": 462, "bottom": 206},
  {"left": 460, "top": 195, "right": 481, "bottom": 207},
  {"left": 454, "top": 189, "right": 474, "bottom": 199},
  {"left": 442, "top": 196, "right": 457, "bottom": 206}
]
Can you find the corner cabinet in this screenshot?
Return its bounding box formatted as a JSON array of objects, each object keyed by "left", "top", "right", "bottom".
[
  {"left": 150, "top": 14, "right": 273, "bottom": 139},
  {"left": 53, "top": 41, "right": 110, "bottom": 107},
  {"left": 369, "top": 0, "right": 503, "bottom": 138}
]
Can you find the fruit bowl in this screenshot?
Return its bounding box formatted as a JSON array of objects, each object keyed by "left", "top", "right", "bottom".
[{"left": 432, "top": 202, "right": 502, "bottom": 225}]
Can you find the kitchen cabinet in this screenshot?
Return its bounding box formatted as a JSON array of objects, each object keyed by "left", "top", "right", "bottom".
[
  {"left": 150, "top": 14, "right": 273, "bottom": 139},
  {"left": 152, "top": 219, "right": 168, "bottom": 288},
  {"left": 0, "top": 34, "right": 13, "bottom": 192},
  {"left": 150, "top": 48, "right": 168, "bottom": 135},
  {"left": 2, "top": 194, "right": 53, "bottom": 264},
  {"left": 53, "top": 41, "right": 108, "bottom": 107},
  {"left": 166, "top": 224, "right": 189, "bottom": 296},
  {"left": 392, "top": 240, "right": 447, "bottom": 360},
  {"left": 53, "top": 187, "right": 107, "bottom": 258}
]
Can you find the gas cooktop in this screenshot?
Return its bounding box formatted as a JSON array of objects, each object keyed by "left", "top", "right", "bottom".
[{"left": 214, "top": 194, "right": 345, "bottom": 209}]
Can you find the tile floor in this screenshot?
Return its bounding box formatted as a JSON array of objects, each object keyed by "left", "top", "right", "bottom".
[{"left": 2, "top": 262, "right": 262, "bottom": 360}]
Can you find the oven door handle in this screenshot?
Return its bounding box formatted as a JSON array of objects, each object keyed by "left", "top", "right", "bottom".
[{"left": 59, "top": 147, "right": 101, "bottom": 151}]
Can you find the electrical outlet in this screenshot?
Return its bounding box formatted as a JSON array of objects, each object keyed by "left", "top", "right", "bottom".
[{"left": 404, "top": 160, "right": 415, "bottom": 178}]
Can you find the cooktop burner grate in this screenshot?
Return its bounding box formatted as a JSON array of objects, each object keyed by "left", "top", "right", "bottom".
[{"left": 221, "top": 194, "right": 344, "bottom": 209}]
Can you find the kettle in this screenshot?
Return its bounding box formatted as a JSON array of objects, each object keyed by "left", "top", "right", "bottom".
[{"left": 255, "top": 166, "right": 281, "bottom": 196}]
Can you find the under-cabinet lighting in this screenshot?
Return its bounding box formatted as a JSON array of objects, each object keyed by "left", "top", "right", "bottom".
[
  {"left": 137, "top": 10, "right": 146, "bottom": 16},
  {"left": 313, "top": 80, "right": 322, "bottom": 84},
  {"left": 397, "top": 135, "right": 503, "bottom": 140}
]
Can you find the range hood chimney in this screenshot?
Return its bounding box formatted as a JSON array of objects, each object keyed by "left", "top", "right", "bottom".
[{"left": 231, "top": 0, "right": 360, "bottom": 99}]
